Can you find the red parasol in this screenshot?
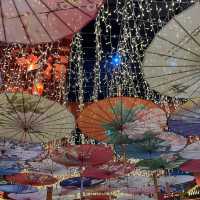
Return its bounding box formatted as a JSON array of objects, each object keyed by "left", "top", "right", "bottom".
[
  {"left": 51, "top": 144, "right": 113, "bottom": 167},
  {"left": 83, "top": 161, "right": 135, "bottom": 179},
  {"left": 180, "top": 160, "right": 200, "bottom": 187},
  {"left": 5, "top": 173, "right": 57, "bottom": 186},
  {"left": 180, "top": 160, "right": 200, "bottom": 173}
]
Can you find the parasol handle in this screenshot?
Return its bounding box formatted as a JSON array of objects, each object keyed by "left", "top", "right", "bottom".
[
  {"left": 153, "top": 173, "right": 160, "bottom": 200},
  {"left": 46, "top": 186, "right": 53, "bottom": 200},
  {"left": 80, "top": 167, "right": 84, "bottom": 200}
]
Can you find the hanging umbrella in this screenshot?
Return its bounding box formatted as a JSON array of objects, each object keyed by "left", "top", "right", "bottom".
[
  {"left": 27, "top": 159, "right": 71, "bottom": 177},
  {"left": 77, "top": 97, "right": 167, "bottom": 144},
  {"left": 5, "top": 173, "right": 57, "bottom": 187},
  {"left": 179, "top": 141, "right": 200, "bottom": 159},
  {"left": 83, "top": 161, "right": 135, "bottom": 180},
  {"left": 0, "top": 141, "right": 43, "bottom": 161},
  {"left": 8, "top": 186, "right": 78, "bottom": 200},
  {"left": 0, "top": 92, "right": 75, "bottom": 143},
  {"left": 0, "top": 184, "right": 37, "bottom": 194},
  {"left": 180, "top": 160, "right": 200, "bottom": 173},
  {"left": 0, "top": 161, "right": 23, "bottom": 176},
  {"left": 0, "top": 0, "right": 103, "bottom": 44},
  {"left": 51, "top": 144, "right": 113, "bottom": 167},
  {"left": 76, "top": 195, "right": 115, "bottom": 200},
  {"left": 60, "top": 177, "right": 103, "bottom": 188},
  {"left": 156, "top": 132, "right": 187, "bottom": 152},
  {"left": 121, "top": 187, "right": 155, "bottom": 196},
  {"left": 109, "top": 176, "right": 153, "bottom": 188},
  {"left": 168, "top": 98, "right": 200, "bottom": 136},
  {"left": 142, "top": 2, "right": 200, "bottom": 98},
  {"left": 158, "top": 175, "right": 194, "bottom": 186},
  {"left": 114, "top": 133, "right": 171, "bottom": 159},
  {"left": 136, "top": 155, "right": 186, "bottom": 171}
]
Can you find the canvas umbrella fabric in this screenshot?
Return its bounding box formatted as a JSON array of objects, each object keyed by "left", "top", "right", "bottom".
[
  {"left": 142, "top": 2, "right": 200, "bottom": 98},
  {"left": 0, "top": 141, "right": 43, "bottom": 161},
  {"left": 168, "top": 98, "right": 200, "bottom": 136},
  {"left": 83, "top": 161, "right": 135, "bottom": 180},
  {"left": 0, "top": 0, "right": 103, "bottom": 44},
  {"left": 0, "top": 92, "right": 75, "bottom": 143},
  {"left": 77, "top": 97, "right": 167, "bottom": 144},
  {"left": 51, "top": 144, "right": 113, "bottom": 167},
  {"left": 179, "top": 141, "right": 200, "bottom": 159}
]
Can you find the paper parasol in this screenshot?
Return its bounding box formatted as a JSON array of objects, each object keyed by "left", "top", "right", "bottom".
[
  {"left": 51, "top": 144, "right": 113, "bottom": 167},
  {"left": 0, "top": 184, "right": 37, "bottom": 194},
  {"left": 5, "top": 173, "right": 57, "bottom": 186},
  {"left": 0, "top": 141, "right": 43, "bottom": 161},
  {"left": 168, "top": 98, "right": 200, "bottom": 136},
  {"left": 27, "top": 159, "right": 70, "bottom": 177},
  {"left": 142, "top": 2, "right": 200, "bottom": 98},
  {"left": 180, "top": 160, "right": 200, "bottom": 173},
  {"left": 77, "top": 97, "right": 167, "bottom": 144},
  {"left": 60, "top": 177, "right": 103, "bottom": 188},
  {"left": 156, "top": 132, "right": 187, "bottom": 152},
  {"left": 83, "top": 161, "right": 135, "bottom": 179},
  {"left": 0, "top": 161, "right": 23, "bottom": 176},
  {"left": 0, "top": 92, "right": 75, "bottom": 143},
  {"left": 179, "top": 141, "right": 200, "bottom": 160},
  {"left": 0, "top": 0, "right": 103, "bottom": 44},
  {"left": 158, "top": 175, "right": 194, "bottom": 186},
  {"left": 115, "top": 134, "right": 171, "bottom": 159}
]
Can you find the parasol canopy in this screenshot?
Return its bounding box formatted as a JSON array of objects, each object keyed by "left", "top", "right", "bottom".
[
  {"left": 159, "top": 175, "right": 194, "bottom": 186},
  {"left": 77, "top": 97, "right": 167, "bottom": 144},
  {"left": 180, "top": 159, "right": 200, "bottom": 173},
  {"left": 0, "top": 92, "right": 75, "bottom": 143},
  {"left": 0, "top": 0, "right": 103, "bottom": 44},
  {"left": 60, "top": 177, "right": 103, "bottom": 188},
  {"left": 115, "top": 134, "right": 171, "bottom": 159},
  {"left": 51, "top": 144, "right": 113, "bottom": 167},
  {"left": 0, "top": 161, "right": 22, "bottom": 176},
  {"left": 136, "top": 155, "right": 186, "bottom": 171},
  {"left": 83, "top": 161, "right": 135, "bottom": 179},
  {"left": 0, "top": 184, "right": 37, "bottom": 194},
  {"left": 27, "top": 159, "right": 70, "bottom": 177},
  {"left": 5, "top": 173, "right": 58, "bottom": 186},
  {"left": 142, "top": 2, "right": 200, "bottom": 98},
  {"left": 179, "top": 141, "right": 200, "bottom": 160},
  {"left": 168, "top": 98, "right": 200, "bottom": 136},
  {"left": 0, "top": 141, "right": 43, "bottom": 161},
  {"left": 156, "top": 132, "right": 187, "bottom": 152}
]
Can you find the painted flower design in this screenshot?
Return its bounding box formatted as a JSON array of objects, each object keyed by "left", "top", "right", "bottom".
[{"left": 102, "top": 101, "right": 167, "bottom": 143}]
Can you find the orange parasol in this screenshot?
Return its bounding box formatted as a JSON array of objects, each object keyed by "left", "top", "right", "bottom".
[{"left": 77, "top": 97, "right": 167, "bottom": 144}]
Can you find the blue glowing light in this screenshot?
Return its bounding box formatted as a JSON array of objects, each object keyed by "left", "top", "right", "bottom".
[{"left": 111, "top": 53, "right": 122, "bottom": 66}]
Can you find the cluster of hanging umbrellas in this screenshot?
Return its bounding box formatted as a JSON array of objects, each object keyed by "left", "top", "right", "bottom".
[{"left": 0, "top": 0, "right": 200, "bottom": 200}]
